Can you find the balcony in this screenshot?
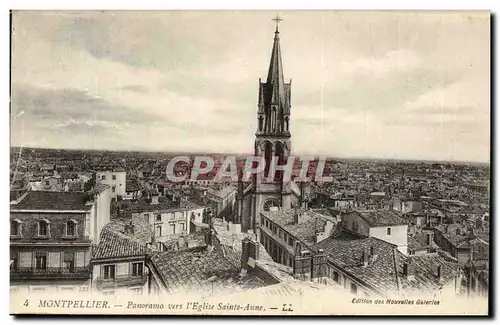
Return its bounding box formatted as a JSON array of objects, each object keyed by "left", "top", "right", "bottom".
[
  {"left": 10, "top": 267, "right": 91, "bottom": 280},
  {"left": 95, "top": 274, "right": 147, "bottom": 289}
]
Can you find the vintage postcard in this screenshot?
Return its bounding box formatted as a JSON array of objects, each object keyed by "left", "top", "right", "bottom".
[{"left": 9, "top": 10, "right": 490, "bottom": 316}]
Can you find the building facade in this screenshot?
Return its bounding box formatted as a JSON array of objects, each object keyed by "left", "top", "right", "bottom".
[
  {"left": 10, "top": 187, "right": 111, "bottom": 294},
  {"left": 96, "top": 169, "right": 127, "bottom": 199}
]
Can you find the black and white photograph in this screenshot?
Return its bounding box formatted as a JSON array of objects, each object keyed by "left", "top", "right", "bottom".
[{"left": 8, "top": 10, "right": 491, "bottom": 316}]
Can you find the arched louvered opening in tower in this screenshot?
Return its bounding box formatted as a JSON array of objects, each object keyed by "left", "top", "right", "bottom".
[
  {"left": 274, "top": 142, "right": 285, "bottom": 181},
  {"left": 264, "top": 141, "right": 273, "bottom": 178}
]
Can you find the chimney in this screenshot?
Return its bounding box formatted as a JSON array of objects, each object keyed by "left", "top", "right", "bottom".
[
  {"left": 205, "top": 229, "right": 214, "bottom": 249},
  {"left": 436, "top": 265, "right": 442, "bottom": 281},
  {"left": 403, "top": 261, "right": 416, "bottom": 281},
  {"left": 241, "top": 238, "right": 251, "bottom": 271},
  {"left": 426, "top": 233, "right": 432, "bottom": 245},
  {"left": 370, "top": 246, "right": 379, "bottom": 261},
  {"left": 294, "top": 209, "right": 299, "bottom": 224},
  {"left": 362, "top": 248, "right": 370, "bottom": 267},
  {"left": 124, "top": 221, "right": 135, "bottom": 235}
]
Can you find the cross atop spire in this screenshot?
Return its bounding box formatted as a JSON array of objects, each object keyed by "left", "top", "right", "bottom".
[{"left": 272, "top": 14, "right": 283, "bottom": 32}]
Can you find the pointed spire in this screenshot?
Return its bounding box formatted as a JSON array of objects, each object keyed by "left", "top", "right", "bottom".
[{"left": 266, "top": 19, "right": 286, "bottom": 105}]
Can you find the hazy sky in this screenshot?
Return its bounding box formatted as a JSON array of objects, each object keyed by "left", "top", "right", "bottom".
[{"left": 11, "top": 11, "right": 490, "bottom": 162}]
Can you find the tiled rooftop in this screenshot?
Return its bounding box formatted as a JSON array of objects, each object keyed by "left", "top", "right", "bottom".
[
  {"left": 104, "top": 217, "right": 154, "bottom": 246},
  {"left": 395, "top": 253, "right": 459, "bottom": 297},
  {"left": 93, "top": 228, "right": 148, "bottom": 260},
  {"left": 354, "top": 210, "right": 407, "bottom": 227},
  {"left": 150, "top": 244, "right": 267, "bottom": 295},
  {"left": 262, "top": 209, "right": 334, "bottom": 246},
  {"left": 10, "top": 191, "right": 91, "bottom": 211},
  {"left": 313, "top": 229, "right": 459, "bottom": 297}
]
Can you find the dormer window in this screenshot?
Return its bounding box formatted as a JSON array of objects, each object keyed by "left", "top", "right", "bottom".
[
  {"left": 37, "top": 219, "right": 50, "bottom": 237},
  {"left": 66, "top": 219, "right": 78, "bottom": 237},
  {"left": 10, "top": 219, "right": 22, "bottom": 236}
]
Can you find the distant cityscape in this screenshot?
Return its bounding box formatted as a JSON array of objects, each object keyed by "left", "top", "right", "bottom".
[{"left": 9, "top": 144, "right": 490, "bottom": 299}]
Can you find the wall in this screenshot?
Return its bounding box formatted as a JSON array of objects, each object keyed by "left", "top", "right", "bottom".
[
  {"left": 369, "top": 225, "right": 408, "bottom": 255},
  {"left": 325, "top": 262, "right": 380, "bottom": 298},
  {"left": 343, "top": 212, "right": 371, "bottom": 237},
  {"left": 10, "top": 281, "right": 91, "bottom": 295},
  {"left": 92, "top": 259, "right": 148, "bottom": 296},
  {"left": 87, "top": 187, "right": 111, "bottom": 243},
  {"left": 96, "top": 171, "right": 126, "bottom": 198},
  {"left": 12, "top": 247, "right": 90, "bottom": 268}
]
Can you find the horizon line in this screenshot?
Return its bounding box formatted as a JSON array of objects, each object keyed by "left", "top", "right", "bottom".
[{"left": 10, "top": 145, "right": 490, "bottom": 165}]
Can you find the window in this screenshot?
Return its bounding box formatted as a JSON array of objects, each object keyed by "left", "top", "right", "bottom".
[
  {"left": 10, "top": 220, "right": 21, "bottom": 236},
  {"left": 156, "top": 214, "right": 162, "bottom": 222},
  {"left": 63, "top": 252, "right": 75, "bottom": 272},
  {"left": 102, "top": 290, "right": 115, "bottom": 296},
  {"left": 155, "top": 226, "right": 162, "bottom": 237},
  {"left": 179, "top": 223, "right": 185, "bottom": 232},
  {"left": 31, "top": 287, "right": 46, "bottom": 293},
  {"left": 35, "top": 252, "right": 47, "bottom": 270},
  {"left": 45, "top": 181, "right": 50, "bottom": 186},
  {"left": 170, "top": 223, "right": 176, "bottom": 234},
  {"left": 101, "top": 175, "right": 106, "bottom": 180},
  {"left": 333, "top": 271, "right": 339, "bottom": 283},
  {"left": 350, "top": 283, "right": 358, "bottom": 294},
  {"left": 386, "top": 227, "right": 392, "bottom": 236},
  {"left": 353, "top": 221, "right": 358, "bottom": 232},
  {"left": 112, "top": 186, "right": 116, "bottom": 193},
  {"left": 288, "top": 237, "right": 294, "bottom": 246},
  {"left": 143, "top": 214, "right": 150, "bottom": 223},
  {"left": 131, "top": 262, "right": 143, "bottom": 277},
  {"left": 112, "top": 175, "right": 116, "bottom": 180},
  {"left": 38, "top": 220, "right": 50, "bottom": 236},
  {"left": 79, "top": 286, "right": 89, "bottom": 292},
  {"left": 66, "top": 220, "right": 77, "bottom": 236},
  {"left": 103, "top": 265, "right": 116, "bottom": 280},
  {"left": 11, "top": 252, "right": 19, "bottom": 270}
]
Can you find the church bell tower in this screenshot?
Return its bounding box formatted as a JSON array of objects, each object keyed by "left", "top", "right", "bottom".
[{"left": 250, "top": 15, "right": 294, "bottom": 231}]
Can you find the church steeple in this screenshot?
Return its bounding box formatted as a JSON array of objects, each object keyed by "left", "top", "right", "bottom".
[
  {"left": 256, "top": 16, "right": 291, "bottom": 136},
  {"left": 266, "top": 29, "right": 286, "bottom": 105}
]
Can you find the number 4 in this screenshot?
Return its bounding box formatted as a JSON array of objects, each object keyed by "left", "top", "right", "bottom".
[{"left": 23, "top": 300, "right": 29, "bottom": 307}]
